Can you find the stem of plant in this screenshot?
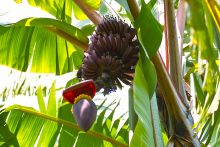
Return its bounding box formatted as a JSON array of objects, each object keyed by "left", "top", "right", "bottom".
[
  {"left": 59, "top": 0, "right": 200, "bottom": 145},
  {"left": 163, "top": 1, "right": 169, "bottom": 70},
  {"left": 176, "top": 0, "right": 187, "bottom": 53},
  {"left": 73, "top": 0, "right": 103, "bottom": 25},
  {"left": 164, "top": 0, "right": 189, "bottom": 106},
  {"left": 127, "top": 0, "right": 200, "bottom": 146},
  {"left": 46, "top": 27, "right": 89, "bottom": 51}
]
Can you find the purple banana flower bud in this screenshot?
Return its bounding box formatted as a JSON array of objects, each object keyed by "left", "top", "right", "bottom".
[
  {"left": 73, "top": 99, "right": 97, "bottom": 131},
  {"left": 63, "top": 80, "right": 97, "bottom": 131}
]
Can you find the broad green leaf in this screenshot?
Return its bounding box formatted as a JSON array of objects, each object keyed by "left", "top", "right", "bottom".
[
  {"left": 1, "top": 105, "right": 75, "bottom": 146},
  {"left": 0, "top": 112, "right": 19, "bottom": 147},
  {"left": 1, "top": 80, "right": 60, "bottom": 146},
  {"left": 47, "top": 82, "right": 57, "bottom": 116},
  {"left": 2, "top": 106, "right": 59, "bottom": 146},
  {"left": 65, "top": 77, "right": 79, "bottom": 88},
  {"left": 17, "top": 0, "right": 73, "bottom": 23},
  {"left": 131, "top": 120, "right": 149, "bottom": 146},
  {"left": 203, "top": 63, "right": 219, "bottom": 96},
  {"left": 204, "top": 4, "right": 215, "bottom": 48},
  {"left": 139, "top": 49, "right": 157, "bottom": 98},
  {"left": 75, "top": 99, "right": 128, "bottom": 147},
  {"left": 72, "top": 0, "right": 101, "bottom": 20},
  {"left": 58, "top": 104, "right": 78, "bottom": 147},
  {"left": 186, "top": 2, "right": 220, "bottom": 146},
  {"left": 49, "top": 125, "right": 62, "bottom": 146},
  {"left": 188, "top": 0, "right": 217, "bottom": 60},
  {"left": 85, "top": 0, "right": 101, "bottom": 10},
  {"left": 17, "top": 0, "right": 101, "bottom": 21},
  {"left": 208, "top": 84, "right": 220, "bottom": 114},
  {"left": 0, "top": 94, "right": 129, "bottom": 146},
  {"left": 0, "top": 26, "right": 33, "bottom": 71},
  {"left": 128, "top": 87, "right": 138, "bottom": 135},
  {"left": 131, "top": 62, "right": 155, "bottom": 147},
  {"left": 15, "top": 17, "right": 88, "bottom": 46},
  {"left": 115, "top": 119, "right": 129, "bottom": 144},
  {"left": 75, "top": 133, "right": 103, "bottom": 147},
  {"left": 37, "top": 121, "right": 58, "bottom": 146},
  {"left": 76, "top": 100, "right": 114, "bottom": 146},
  {"left": 131, "top": 1, "right": 163, "bottom": 144},
  {"left": 6, "top": 110, "right": 23, "bottom": 133},
  {"left": 16, "top": 113, "right": 45, "bottom": 146},
  {"left": 150, "top": 94, "right": 164, "bottom": 146},
  {"left": 81, "top": 24, "right": 95, "bottom": 36},
  {"left": 72, "top": 2, "right": 88, "bottom": 20},
  {"left": 147, "top": 0, "right": 157, "bottom": 9},
  {"left": 37, "top": 82, "right": 58, "bottom": 146},
  {"left": 58, "top": 77, "right": 79, "bottom": 147},
  {"left": 3, "top": 108, "right": 45, "bottom": 147},
  {"left": 36, "top": 85, "right": 47, "bottom": 113},
  {"left": 94, "top": 99, "right": 117, "bottom": 131},
  {"left": 198, "top": 106, "right": 220, "bottom": 146},
  {"left": 0, "top": 18, "right": 86, "bottom": 74},
  {"left": 193, "top": 74, "right": 205, "bottom": 106},
  {"left": 209, "top": 109, "right": 220, "bottom": 146},
  {"left": 135, "top": 1, "right": 163, "bottom": 58}
]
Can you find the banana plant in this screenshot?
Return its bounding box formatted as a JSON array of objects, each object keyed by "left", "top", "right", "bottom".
[{"left": 0, "top": 0, "right": 219, "bottom": 146}]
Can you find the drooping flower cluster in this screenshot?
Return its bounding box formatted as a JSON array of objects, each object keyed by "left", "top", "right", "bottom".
[{"left": 78, "top": 17, "right": 139, "bottom": 94}]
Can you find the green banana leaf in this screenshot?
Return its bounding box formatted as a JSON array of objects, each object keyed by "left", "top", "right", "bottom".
[
  {"left": 0, "top": 18, "right": 88, "bottom": 74},
  {"left": 15, "top": 0, "right": 101, "bottom": 22},
  {"left": 130, "top": 1, "right": 163, "bottom": 146},
  {"left": 0, "top": 84, "right": 129, "bottom": 147}
]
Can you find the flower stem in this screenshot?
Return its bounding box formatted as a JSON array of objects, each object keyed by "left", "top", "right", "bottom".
[
  {"left": 46, "top": 27, "right": 89, "bottom": 51},
  {"left": 127, "top": 0, "right": 139, "bottom": 20},
  {"left": 73, "top": 0, "right": 103, "bottom": 25}
]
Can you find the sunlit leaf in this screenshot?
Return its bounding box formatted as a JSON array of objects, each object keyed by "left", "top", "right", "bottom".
[
  {"left": 16, "top": 0, "right": 73, "bottom": 23},
  {"left": 0, "top": 18, "right": 87, "bottom": 74},
  {"left": 130, "top": 1, "right": 163, "bottom": 146},
  {"left": 0, "top": 112, "right": 19, "bottom": 147},
  {"left": 72, "top": 2, "right": 88, "bottom": 20},
  {"left": 72, "top": 0, "right": 101, "bottom": 20},
  {"left": 15, "top": 17, "right": 88, "bottom": 44},
  {"left": 192, "top": 73, "right": 205, "bottom": 106},
  {"left": 81, "top": 24, "right": 95, "bottom": 36},
  {"left": 47, "top": 82, "right": 57, "bottom": 116},
  {"left": 58, "top": 104, "right": 78, "bottom": 146},
  {"left": 36, "top": 86, "right": 47, "bottom": 113},
  {"left": 16, "top": 0, "right": 101, "bottom": 21},
  {"left": 135, "top": 1, "right": 163, "bottom": 58}
]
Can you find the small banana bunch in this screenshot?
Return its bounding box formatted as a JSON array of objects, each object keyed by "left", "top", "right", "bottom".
[{"left": 78, "top": 16, "right": 139, "bottom": 95}]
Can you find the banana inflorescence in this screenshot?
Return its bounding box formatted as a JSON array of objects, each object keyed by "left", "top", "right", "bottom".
[{"left": 78, "top": 16, "right": 139, "bottom": 95}]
